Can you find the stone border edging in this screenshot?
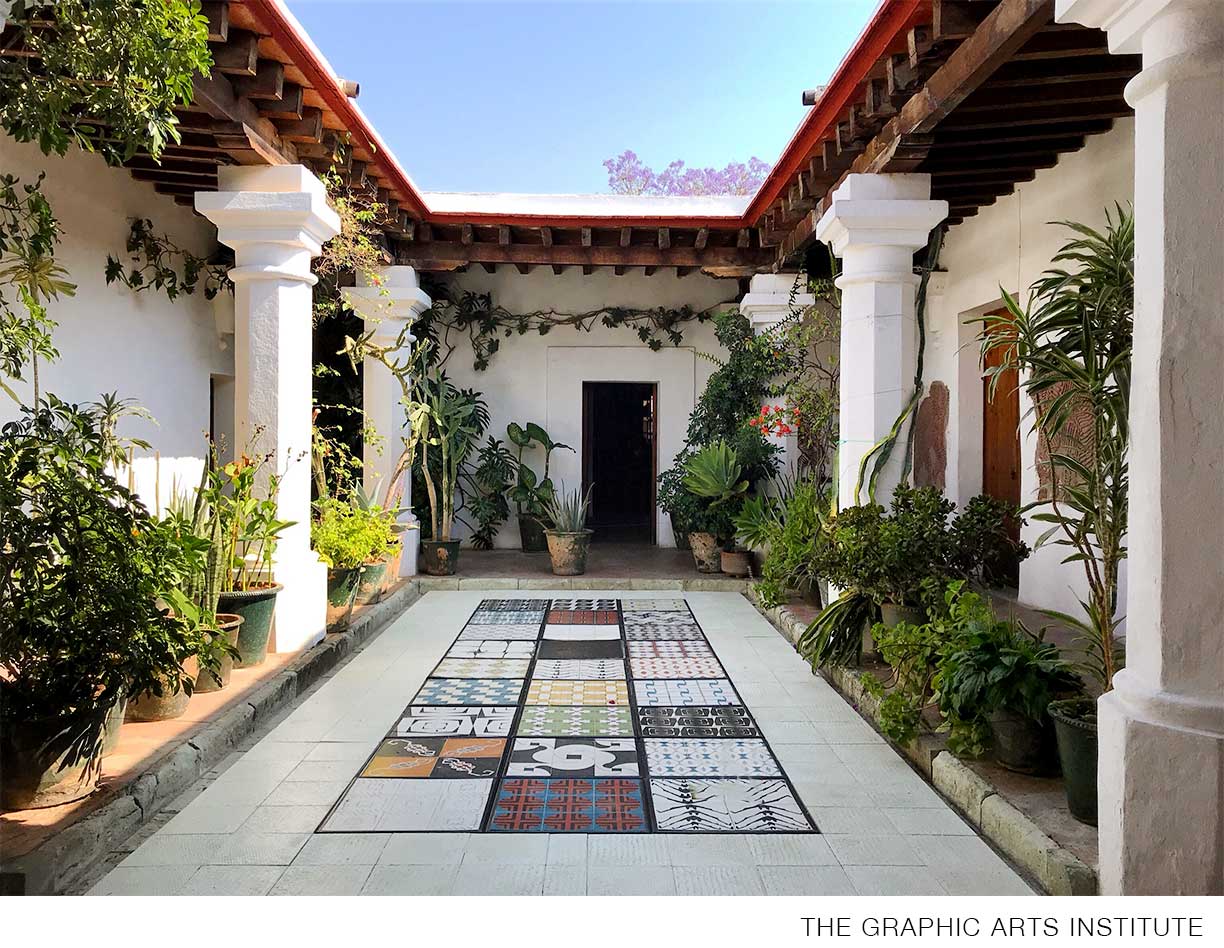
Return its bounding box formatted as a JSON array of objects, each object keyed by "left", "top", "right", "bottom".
[
  {"left": 417, "top": 576, "right": 751, "bottom": 592},
  {"left": 748, "top": 592, "right": 1098, "bottom": 896},
  {"left": 1, "top": 580, "right": 422, "bottom": 896}
]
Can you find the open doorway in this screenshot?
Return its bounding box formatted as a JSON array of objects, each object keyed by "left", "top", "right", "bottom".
[
  {"left": 582, "top": 382, "right": 657, "bottom": 544},
  {"left": 982, "top": 310, "right": 1022, "bottom": 585}
]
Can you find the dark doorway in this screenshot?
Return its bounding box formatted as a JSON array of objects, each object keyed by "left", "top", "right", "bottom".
[
  {"left": 982, "top": 309, "right": 1023, "bottom": 585},
  {"left": 582, "top": 382, "right": 657, "bottom": 544}
]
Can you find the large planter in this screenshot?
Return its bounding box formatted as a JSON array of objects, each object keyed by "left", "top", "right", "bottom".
[
  {"left": 326, "top": 566, "right": 363, "bottom": 629},
  {"left": 545, "top": 529, "right": 593, "bottom": 576},
  {"left": 1048, "top": 697, "right": 1098, "bottom": 825},
  {"left": 720, "top": 549, "right": 752, "bottom": 578},
  {"left": 689, "top": 532, "right": 722, "bottom": 573},
  {"left": 879, "top": 601, "right": 925, "bottom": 628},
  {"left": 669, "top": 513, "right": 691, "bottom": 550},
  {"left": 989, "top": 708, "right": 1059, "bottom": 776},
  {"left": 356, "top": 559, "right": 389, "bottom": 606},
  {"left": 1, "top": 702, "right": 116, "bottom": 809},
  {"left": 421, "top": 539, "right": 460, "bottom": 576},
  {"left": 217, "top": 584, "right": 282, "bottom": 668},
  {"left": 101, "top": 693, "right": 128, "bottom": 757},
  {"left": 126, "top": 657, "right": 200, "bottom": 723},
  {"left": 518, "top": 515, "right": 548, "bottom": 553},
  {"left": 192, "top": 615, "right": 245, "bottom": 694}
]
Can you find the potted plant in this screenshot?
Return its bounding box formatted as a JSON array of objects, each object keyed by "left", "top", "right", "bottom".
[
  {"left": 542, "top": 484, "right": 595, "bottom": 575},
  {"left": 657, "top": 458, "right": 697, "bottom": 550},
  {"left": 682, "top": 441, "right": 748, "bottom": 573},
  {"left": 418, "top": 372, "right": 480, "bottom": 575},
  {"left": 0, "top": 399, "right": 208, "bottom": 808},
  {"left": 311, "top": 496, "right": 394, "bottom": 628},
  {"left": 352, "top": 487, "right": 401, "bottom": 605},
  {"left": 980, "top": 209, "right": 1133, "bottom": 825},
  {"left": 746, "top": 475, "right": 831, "bottom": 607},
  {"left": 507, "top": 421, "right": 572, "bottom": 553}
]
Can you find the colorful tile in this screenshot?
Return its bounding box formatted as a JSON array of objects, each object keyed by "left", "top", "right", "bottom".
[
  {"left": 622, "top": 598, "right": 688, "bottom": 612},
  {"left": 546, "top": 609, "right": 620, "bottom": 625},
  {"left": 458, "top": 621, "right": 540, "bottom": 638},
  {"left": 321, "top": 778, "right": 492, "bottom": 832},
  {"left": 542, "top": 624, "right": 621, "bottom": 640},
  {"left": 489, "top": 779, "right": 646, "bottom": 833},
  {"left": 413, "top": 678, "right": 525, "bottom": 705},
  {"left": 361, "top": 736, "right": 507, "bottom": 779},
  {"left": 533, "top": 659, "right": 626, "bottom": 680},
  {"left": 644, "top": 738, "right": 781, "bottom": 777},
  {"left": 525, "top": 679, "right": 629, "bottom": 706},
  {"left": 537, "top": 639, "right": 623, "bottom": 660},
  {"left": 446, "top": 640, "right": 535, "bottom": 660},
  {"left": 394, "top": 705, "right": 516, "bottom": 737},
  {"left": 629, "top": 656, "right": 726, "bottom": 679},
  {"left": 516, "top": 706, "right": 634, "bottom": 737},
  {"left": 634, "top": 679, "right": 740, "bottom": 706},
  {"left": 507, "top": 738, "right": 639, "bottom": 777},
  {"left": 637, "top": 705, "right": 761, "bottom": 738},
  {"left": 650, "top": 778, "right": 810, "bottom": 832},
  {"left": 433, "top": 658, "right": 532, "bottom": 679},
  {"left": 549, "top": 598, "right": 618, "bottom": 610},
  {"left": 628, "top": 639, "right": 715, "bottom": 658}
]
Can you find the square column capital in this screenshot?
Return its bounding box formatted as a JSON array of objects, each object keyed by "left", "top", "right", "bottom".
[
  {"left": 195, "top": 164, "right": 341, "bottom": 279},
  {"left": 343, "top": 265, "right": 433, "bottom": 330},
  {"left": 740, "top": 272, "right": 814, "bottom": 333}
]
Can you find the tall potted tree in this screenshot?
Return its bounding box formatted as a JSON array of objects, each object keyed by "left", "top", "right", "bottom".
[
  {"left": 418, "top": 371, "right": 479, "bottom": 575},
  {"left": 979, "top": 207, "right": 1133, "bottom": 825}
]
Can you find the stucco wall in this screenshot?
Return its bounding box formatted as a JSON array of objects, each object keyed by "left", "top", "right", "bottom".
[
  {"left": 430, "top": 266, "right": 740, "bottom": 547},
  {"left": 927, "top": 118, "right": 1134, "bottom": 615},
  {"left": 0, "top": 138, "right": 231, "bottom": 510}
]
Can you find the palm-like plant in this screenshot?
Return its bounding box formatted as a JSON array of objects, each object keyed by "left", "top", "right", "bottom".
[
  {"left": 978, "top": 206, "right": 1133, "bottom": 693},
  {"left": 419, "top": 371, "right": 479, "bottom": 542},
  {"left": 682, "top": 440, "right": 748, "bottom": 506}
]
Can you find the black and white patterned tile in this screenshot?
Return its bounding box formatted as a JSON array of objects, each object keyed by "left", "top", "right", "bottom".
[
  {"left": 650, "top": 778, "right": 810, "bottom": 832},
  {"left": 644, "top": 738, "right": 781, "bottom": 777},
  {"left": 634, "top": 678, "right": 741, "bottom": 706},
  {"left": 532, "top": 659, "right": 627, "bottom": 680},
  {"left": 433, "top": 658, "right": 532, "bottom": 679},
  {"left": 394, "top": 705, "right": 516, "bottom": 737},
  {"left": 446, "top": 640, "right": 536, "bottom": 660},
  {"left": 507, "top": 738, "right": 640, "bottom": 778},
  {"left": 637, "top": 705, "right": 761, "bottom": 738}
]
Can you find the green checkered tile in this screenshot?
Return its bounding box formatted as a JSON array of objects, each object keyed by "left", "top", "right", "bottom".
[{"left": 515, "top": 705, "right": 635, "bottom": 737}]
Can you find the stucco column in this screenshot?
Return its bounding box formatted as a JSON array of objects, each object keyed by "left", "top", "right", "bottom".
[
  {"left": 1057, "top": 0, "right": 1224, "bottom": 896},
  {"left": 739, "top": 274, "right": 814, "bottom": 476},
  {"left": 196, "top": 165, "right": 341, "bottom": 653},
  {"left": 814, "top": 174, "right": 947, "bottom": 510},
  {"left": 343, "top": 266, "right": 431, "bottom": 577}
]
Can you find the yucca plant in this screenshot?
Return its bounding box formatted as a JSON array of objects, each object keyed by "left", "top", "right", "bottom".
[
  {"left": 542, "top": 483, "right": 593, "bottom": 533},
  {"left": 979, "top": 206, "right": 1133, "bottom": 695}
]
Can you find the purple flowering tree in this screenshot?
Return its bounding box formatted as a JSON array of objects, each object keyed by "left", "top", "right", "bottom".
[{"left": 603, "top": 150, "right": 771, "bottom": 196}]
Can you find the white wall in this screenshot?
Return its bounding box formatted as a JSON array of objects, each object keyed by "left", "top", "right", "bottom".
[
  {"left": 928, "top": 119, "right": 1134, "bottom": 615},
  {"left": 432, "top": 266, "right": 740, "bottom": 547},
  {"left": 0, "top": 138, "right": 231, "bottom": 511}
]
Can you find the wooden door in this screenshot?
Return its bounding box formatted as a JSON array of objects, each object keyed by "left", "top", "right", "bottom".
[{"left": 982, "top": 314, "right": 1022, "bottom": 560}]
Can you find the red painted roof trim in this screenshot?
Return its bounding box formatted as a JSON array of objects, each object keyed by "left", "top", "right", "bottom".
[{"left": 244, "top": 0, "right": 924, "bottom": 232}]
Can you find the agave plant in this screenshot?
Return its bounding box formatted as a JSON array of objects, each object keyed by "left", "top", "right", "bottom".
[
  {"left": 978, "top": 206, "right": 1133, "bottom": 693},
  {"left": 542, "top": 483, "right": 593, "bottom": 533},
  {"left": 682, "top": 440, "right": 748, "bottom": 506}
]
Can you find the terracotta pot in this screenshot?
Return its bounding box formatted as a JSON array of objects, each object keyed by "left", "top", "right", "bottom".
[
  {"left": 689, "top": 532, "right": 722, "bottom": 573},
  {"left": 126, "top": 657, "right": 200, "bottom": 723},
  {"left": 545, "top": 529, "right": 593, "bottom": 576},
  {"left": 217, "top": 584, "right": 282, "bottom": 668},
  {"left": 356, "top": 559, "right": 389, "bottom": 606},
  {"left": 720, "top": 549, "right": 752, "bottom": 578},
  {"left": 518, "top": 515, "right": 548, "bottom": 553},
  {"left": 0, "top": 702, "right": 114, "bottom": 810},
  {"left": 420, "top": 539, "right": 460, "bottom": 576},
  {"left": 193, "top": 615, "right": 245, "bottom": 694},
  {"left": 1049, "top": 698, "right": 1098, "bottom": 825},
  {"left": 326, "top": 567, "right": 363, "bottom": 629}
]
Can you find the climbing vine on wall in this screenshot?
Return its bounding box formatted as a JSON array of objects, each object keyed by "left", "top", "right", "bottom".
[{"left": 414, "top": 276, "right": 718, "bottom": 372}]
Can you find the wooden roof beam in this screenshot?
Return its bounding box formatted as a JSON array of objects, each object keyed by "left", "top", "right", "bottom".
[
  {"left": 658, "top": 227, "right": 671, "bottom": 250},
  {"left": 620, "top": 227, "right": 632, "bottom": 247},
  {"left": 273, "top": 106, "right": 323, "bottom": 144},
  {"left": 211, "top": 29, "right": 258, "bottom": 77},
  {"left": 234, "top": 60, "right": 284, "bottom": 101},
  {"left": 202, "top": 2, "right": 229, "bottom": 42},
  {"left": 395, "top": 241, "right": 774, "bottom": 271},
  {"left": 261, "top": 82, "right": 305, "bottom": 121}
]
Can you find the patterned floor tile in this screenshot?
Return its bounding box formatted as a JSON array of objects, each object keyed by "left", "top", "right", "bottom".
[
  {"left": 621, "top": 598, "right": 688, "bottom": 612},
  {"left": 645, "top": 738, "right": 781, "bottom": 777},
  {"left": 533, "top": 659, "right": 626, "bottom": 680},
  {"left": 651, "top": 778, "right": 811, "bottom": 832},
  {"left": 489, "top": 779, "right": 646, "bottom": 832},
  {"left": 446, "top": 640, "right": 535, "bottom": 660},
  {"left": 457, "top": 621, "right": 540, "bottom": 638},
  {"left": 516, "top": 706, "right": 634, "bottom": 737},
  {"left": 507, "top": 738, "right": 639, "bottom": 777},
  {"left": 630, "top": 656, "right": 726, "bottom": 679},
  {"left": 635, "top": 679, "right": 740, "bottom": 706},
  {"left": 542, "top": 624, "right": 621, "bottom": 639},
  {"left": 361, "top": 736, "right": 506, "bottom": 778},
  {"left": 637, "top": 705, "right": 761, "bottom": 738},
  {"left": 546, "top": 609, "right": 620, "bottom": 624},
  {"left": 525, "top": 679, "right": 629, "bottom": 706},
  {"left": 537, "top": 639, "right": 623, "bottom": 659},
  {"left": 394, "top": 706, "right": 516, "bottom": 737},
  {"left": 321, "top": 778, "right": 492, "bottom": 832},
  {"left": 432, "top": 658, "right": 531, "bottom": 679},
  {"left": 624, "top": 625, "right": 705, "bottom": 641},
  {"left": 549, "top": 598, "right": 618, "bottom": 610},
  {"left": 628, "top": 639, "right": 715, "bottom": 658},
  {"left": 413, "top": 678, "right": 525, "bottom": 705},
  {"left": 475, "top": 599, "right": 550, "bottom": 612}
]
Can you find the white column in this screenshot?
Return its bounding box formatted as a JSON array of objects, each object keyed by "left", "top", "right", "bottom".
[
  {"left": 1058, "top": 0, "right": 1224, "bottom": 896},
  {"left": 196, "top": 165, "right": 341, "bottom": 653},
  {"left": 739, "top": 274, "right": 814, "bottom": 476},
  {"left": 814, "top": 174, "right": 947, "bottom": 510},
  {"left": 343, "top": 266, "right": 432, "bottom": 577}
]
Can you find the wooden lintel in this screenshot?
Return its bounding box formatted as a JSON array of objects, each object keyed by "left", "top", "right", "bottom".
[
  {"left": 191, "top": 73, "right": 295, "bottom": 164},
  {"left": 395, "top": 241, "right": 773, "bottom": 271}
]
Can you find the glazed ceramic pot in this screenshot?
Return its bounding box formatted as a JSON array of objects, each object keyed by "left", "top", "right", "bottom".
[
  {"left": 356, "top": 559, "right": 389, "bottom": 605},
  {"left": 1049, "top": 697, "right": 1098, "bottom": 825},
  {"left": 0, "top": 703, "right": 115, "bottom": 810},
  {"left": 192, "top": 615, "right": 245, "bottom": 693},
  {"left": 326, "top": 567, "right": 363, "bottom": 629},
  {"left": 126, "top": 657, "right": 200, "bottom": 723},
  {"left": 420, "top": 539, "right": 460, "bottom": 576},
  {"left": 217, "top": 584, "right": 282, "bottom": 667}
]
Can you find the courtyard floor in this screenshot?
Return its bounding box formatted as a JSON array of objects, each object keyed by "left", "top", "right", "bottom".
[{"left": 85, "top": 590, "right": 1035, "bottom": 896}]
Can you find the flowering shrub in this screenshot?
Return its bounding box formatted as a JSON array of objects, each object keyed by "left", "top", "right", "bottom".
[{"left": 748, "top": 403, "right": 799, "bottom": 438}]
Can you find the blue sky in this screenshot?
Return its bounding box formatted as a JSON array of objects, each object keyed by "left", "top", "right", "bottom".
[{"left": 286, "top": 0, "right": 880, "bottom": 194}]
